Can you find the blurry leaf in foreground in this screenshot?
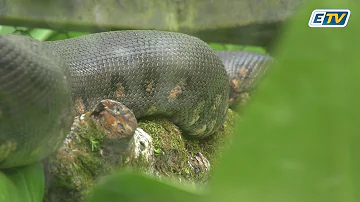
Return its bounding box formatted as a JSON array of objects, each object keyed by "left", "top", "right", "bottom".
[
  {"left": 89, "top": 171, "right": 201, "bottom": 202},
  {"left": 0, "top": 171, "right": 21, "bottom": 202},
  {"left": 206, "top": 0, "right": 359, "bottom": 202},
  {"left": 0, "top": 163, "right": 45, "bottom": 202}
]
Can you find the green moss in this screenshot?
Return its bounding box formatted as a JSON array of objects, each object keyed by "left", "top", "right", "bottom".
[
  {"left": 44, "top": 109, "right": 238, "bottom": 201},
  {"left": 44, "top": 116, "right": 110, "bottom": 202},
  {"left": 124, "top": 153, "right": 153, "bottom": 175},
  {"left": 137, "top": 109, "right": 238, "bottom": 184},
  {"left": 138, "top": 119, "right": 193, "bottom": 179}
]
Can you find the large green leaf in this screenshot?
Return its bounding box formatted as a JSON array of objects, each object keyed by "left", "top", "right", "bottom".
[
  {"left": 0, "top": 172, "right": 21, "bottom": 202},
  {"left": 0, "top": 163, "right": 45, "bottom": 202},
  {"left": 206, "top": 0, "right": 358, "bottom": 202},
  {"left": 88, "top": 171, "right": 201, "bottom": 202}
]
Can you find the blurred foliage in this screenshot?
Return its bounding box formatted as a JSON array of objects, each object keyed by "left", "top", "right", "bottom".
[
  {"left": 206, "top": 1, "right": 358, "bottom": 202},
  {"left": 0, "top": 0, "right": 297, "bottom": 47},
  {"left": 0, "top": 0, "right": 358, "bottom": 201},
  {"left": 0, "top": 163, "right": 44, "bottom": 202},
  {"left": 0, "top": 25, "right": 267, "bottom": 53},
  {"left": 88, "top": 172, "right": 203, "bottom": 202}
]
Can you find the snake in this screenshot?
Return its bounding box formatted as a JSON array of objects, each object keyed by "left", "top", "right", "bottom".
[{"left": 0, "top": 30, "right": 272, "bottom": 169}]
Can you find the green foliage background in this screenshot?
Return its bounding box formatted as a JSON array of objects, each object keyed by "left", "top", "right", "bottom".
[
  {"left": 0, "top": 0, "right": 358, "bottom": 201},
  {"left": 0, "top": 26, "right": 267, "bottom": 53}
]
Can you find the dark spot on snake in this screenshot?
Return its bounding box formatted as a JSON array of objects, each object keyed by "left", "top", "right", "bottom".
[
  {"left": 168, "top": 78, "right": 187, "bottom": 102},
  {"left": 168, "top": 85, "right": 182, "bottom": 100},
  {"left": 141, "top": 66, "right": 160, "bottom": 89},
  {"left": 74, "top": 97, "right": 85, "bottom": 114},
  {"left": 231, "top": 79, "right": 240, "bottom": 92},
  {"left": 74, "top": 88, "right": 90, "bottom": 111},
  {"left": 109, "top": 74, "right": 127, "bottom": 97},
  {"left": 143, "top": 80, "right": 155, "bottom": 94},
  {"left": 236, "top": 66, "right": 249, "bottom": 79}
]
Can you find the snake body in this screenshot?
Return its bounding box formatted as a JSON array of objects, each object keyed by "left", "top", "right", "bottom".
[{"left": 0, "top": 30, "right": 272, "bottom": 169}]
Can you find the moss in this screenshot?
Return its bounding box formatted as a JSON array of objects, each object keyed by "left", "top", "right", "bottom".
[
  {"left": 137, "top": 109, "right": 238, "bottom": 184},
  {"left": 124, "top": 152, "right": 153, "bottom": 175},
  {"left": 44, "top": 116, "right": 111, "bottom": 202},
  {"left": 44, "top": 109, "right": 238, "bottom": 201},
  {"left": 138, "top": 119, "right": 193, "bottom": 179}
]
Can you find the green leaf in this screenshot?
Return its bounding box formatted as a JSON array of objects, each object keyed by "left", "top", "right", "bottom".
[
  {"left": 46, "top": 31, "right": 89, "bottom": 41},
  {"left": 0, "top": 163, "right": 45, "bottom": 202},
  {"left": 209, "top": 42, "right": 267, "bottom": 53},
  {"left": 0, "top": 172, "right": 21, "bottom": 202},
  {"left": 0, "top": 25, "right": 17, "bottom": 35},
  {"left": 28, "top": 28, "right": 55, "bottom": 41},
  {"left": 206, "top": 0, "right": 359, "bottom": 202},
  {"left": 89, "top": 171, "right": 201, "bottom": 202}
]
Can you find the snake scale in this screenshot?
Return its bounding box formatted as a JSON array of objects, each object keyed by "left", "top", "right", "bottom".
[{"left": 0, "top": 30, "right": 272, "bottom": 169}]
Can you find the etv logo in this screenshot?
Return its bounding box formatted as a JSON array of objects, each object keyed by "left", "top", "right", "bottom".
[{"left": 308, "top": 9, "right": 351, "bottom": 28}]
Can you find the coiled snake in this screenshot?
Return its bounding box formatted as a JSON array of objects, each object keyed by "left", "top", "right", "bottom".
[{"left": 0, "top": 30, "right": 272, "bottom": 169}]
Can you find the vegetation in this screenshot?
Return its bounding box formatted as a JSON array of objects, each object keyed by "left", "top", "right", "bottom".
[{"left": 0, "top": 0, "right": 358, "bottom": 201}]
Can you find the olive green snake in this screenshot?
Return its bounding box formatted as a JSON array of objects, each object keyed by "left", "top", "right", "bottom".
[{"left": 0, "top": 30, "right": 272, "bottom": 169}]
